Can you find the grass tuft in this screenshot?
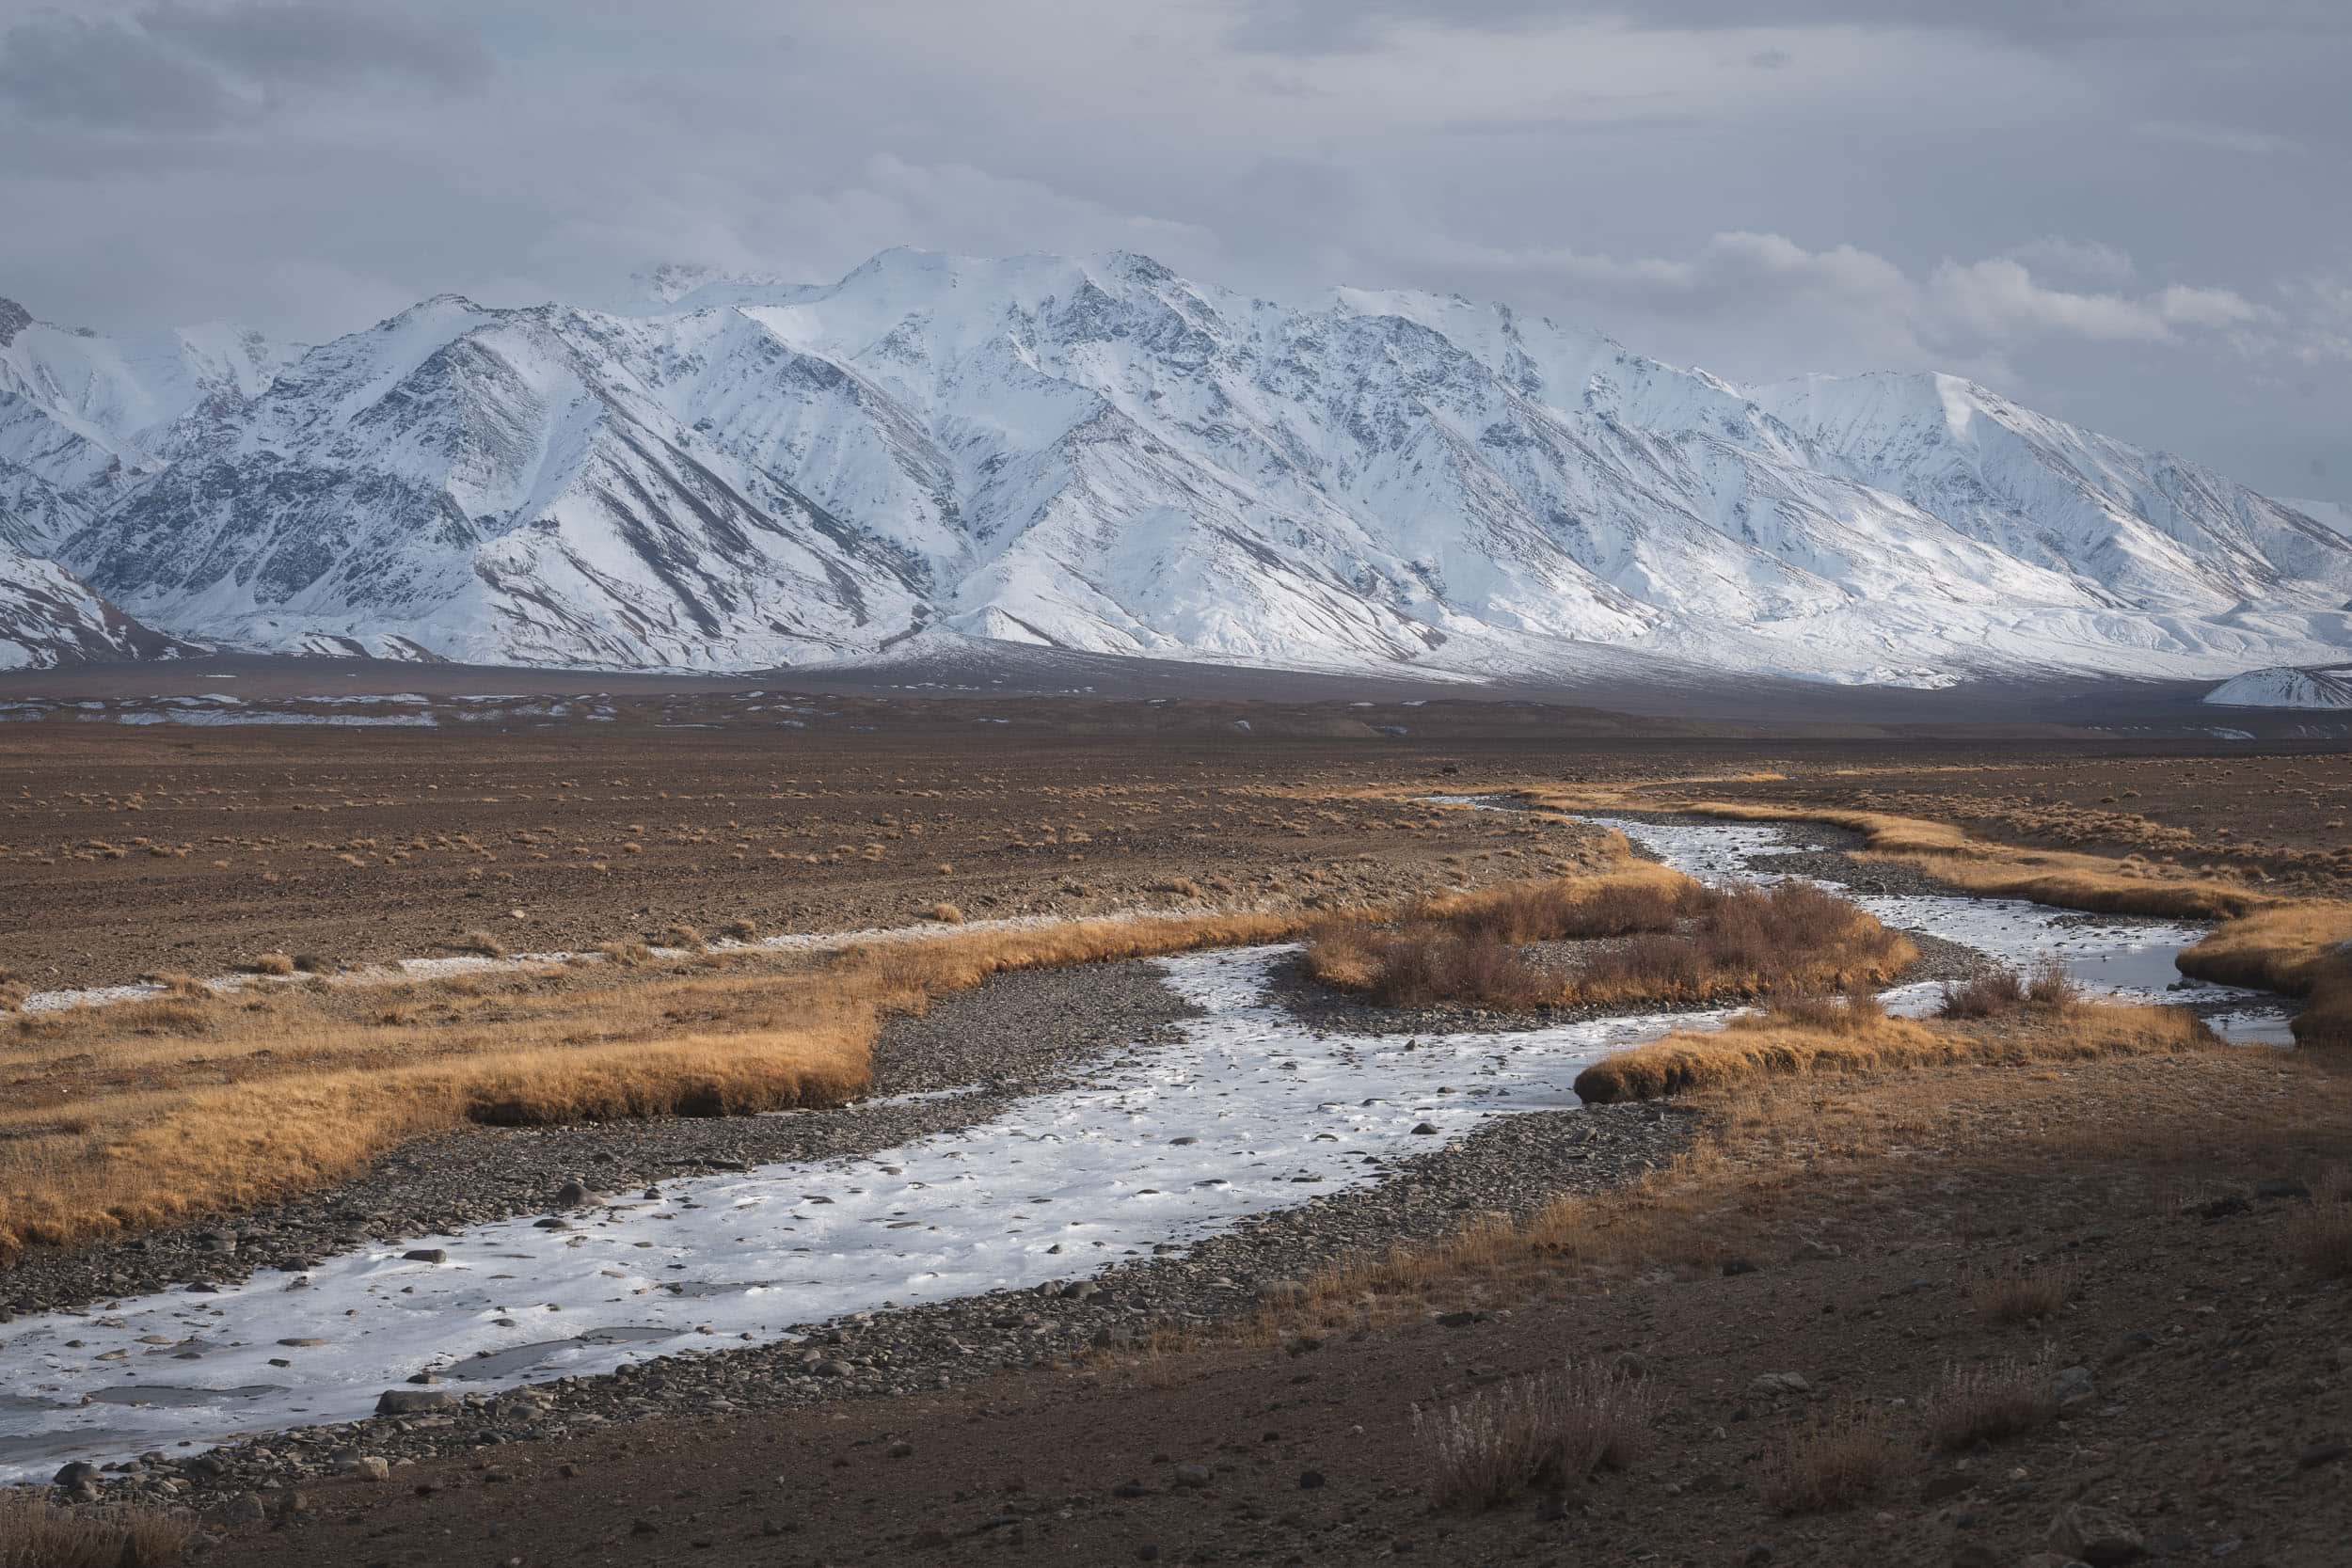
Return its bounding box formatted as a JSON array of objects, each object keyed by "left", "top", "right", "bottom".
[
  {"left": 1760, "top": 1406, "right": 1904, "bottom": 1513},
  {"left": 1969, "top": 1259, "right": 2076, "bottom": 1323},
  {"left": 456, "top": 929, "right": 508, "bottom": 959},
  {"left": 1926, "top": 1354, "right": 2058, "bottom": 1451},
  {"left": 0, "top": 1493, "right": 192, "bottom": 1567},
  {"left": 1416, "top": 1358, "right": 1661, "bottom": 1510}
]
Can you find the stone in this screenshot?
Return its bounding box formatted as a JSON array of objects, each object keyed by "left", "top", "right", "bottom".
[
  {"left": 1172, "top": 1463, "right": 1212, "bottom": 1488},
  {"left": 2052, "top": 1366, "right": 2096, "bottom": 1405},
  {"left": 2296, "top": 1440, "right": 2348, "bottom": 1469},
  {"left": 402, "top": 1248, "right": 448, "bottom": 1265},
  {"left": 2048, "top": 1502, "right": 2145, "bottom": 1566},
  {"left": 1297, "top": 1469, "right": 1326, "bottom": 1490},
  {"left": 52, "top": 1461, "right": 98, "bottom": 1490},
  {"left": 223, "top": 1492, "right": 268, "bottom": 1525},
  {"left": 1749, "top": 1372, "right": 1811, "bottom": 1396},
  {"left": 1921, "top": 1471, "right": 1973, "bottom": 1504},
  {"left": 1410, "top": 1123, "right": 1439, "bottom": 1135},
  {"left": 374, "top": 1388, "right": 457, "bottom": 1415},
  {"left": 342, "top": 1455, "right": 391, "bottom": 1481},
  {"left": 556, "top": 1180, "right": 591, "bottom": 1208}
]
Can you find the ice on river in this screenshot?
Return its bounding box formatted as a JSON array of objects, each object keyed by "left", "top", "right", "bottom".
[
  {"left": 0, "top": 814, "right": 2287, "bottom": 1477},
  {"left": 0, "top": 947, "right": 1720, "bottom": 1479}
]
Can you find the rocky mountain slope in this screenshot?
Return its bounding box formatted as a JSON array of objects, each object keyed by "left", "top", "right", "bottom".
[{"left": 3, "top": 254, "right": 2348, "bottom": 682}]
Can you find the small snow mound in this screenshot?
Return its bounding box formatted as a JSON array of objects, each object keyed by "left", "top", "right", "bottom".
[{"left": 2203, "top": 665, "right": 2352, "bottom": 710}]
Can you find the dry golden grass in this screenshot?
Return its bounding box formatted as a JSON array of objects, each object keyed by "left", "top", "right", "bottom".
[
  {"left": 246, "top": 952, "right": 296, "bottom": 977},
  {"left": 0, "top": 1493, "right": 192, "bottom": 1567},
  {"left": 1759, "top": 1406, "right": 1903, "bottom": 1514},
  {"left": 0, "top": 907, "right": 1317, "bottom": 1259},
  {"left": 1571, "top": 999, "right": 2208, "bottom": 1104},
  {"left": 2179, "top": 904, "right": 2352, "bottom": 1049}
]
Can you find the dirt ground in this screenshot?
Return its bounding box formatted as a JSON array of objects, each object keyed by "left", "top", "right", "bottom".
[
  {"left": 3, "top": 706, "right": 2344, "bottom": 991},
  {"left": 199, "top": 1043, "right": 2352, "bottom": 1568}
]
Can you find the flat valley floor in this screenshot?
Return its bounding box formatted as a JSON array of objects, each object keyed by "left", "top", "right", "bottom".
[{"left": 3, "top": 695, "right": 2349, "bottom": 1567}]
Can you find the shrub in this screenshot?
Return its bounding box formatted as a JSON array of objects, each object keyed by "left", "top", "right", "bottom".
[
  {"left": 2284, "top": 1171, "right": 2352, "bottom": 1277},
  {"left": 722, "top": 918, "right": 759, "bottom": 942},
  {"left": 1926, "top": 1354, "right": 2058, "bottom": 1450},
  {"left": 0, "top": 1493, "right": 192, "bottom": 1568},
  {"left": 143, "top": 971, "right": 214, "bottom": 1000},
  {"left": 457, "top": 930, "right": 508, "bottom": 959},
  {"left": 1760, "top": 1406, "right": 1903, "bottom": 1513},
  {"left": 248, "top": 953, "right": 296, "bottom": 976},
  {"left": 1943, "top": 958, "right": 2079, "bottom": 1019},
  {"left": 1311, "top": 922, "right": 1551, "bottom": 1010},
  {"left": 1417, "top": 1358, "right": 1661, "bottom": 1510},
  {"left": 1969, "top": 1259, "right": 2076, "bottom": 1323},
  {"left": 597, "top": 938, "right": 655, "bottom": 968},
  {"left": 1757, "top": 985, "right": 1887, "bottom": 1035},
  {"left": 1939, "top": 967, "right": 2026, "bottom": 1019},
  {"left": 926, "top": 902, "right": 966, "bottom": 925},
  {"left": 662, "top": 924, "right": 707, "bottom": 952}
]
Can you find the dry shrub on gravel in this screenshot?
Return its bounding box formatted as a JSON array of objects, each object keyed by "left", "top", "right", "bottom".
[
  {"left": 1417, "top": 1358, "right": 1661, "bottom": 1510},
  {"left": 246, "top": 952, "right": 296, "bottom": 976},
  {"left": 2285, "top": 1167, "right": 2352, "bottom": 1277},
  {"left": 1306, "top": 920, "right": 1550, "bottom": 1009},
  {"left": 924, "top": 902, "right": 966, "bottom": 925},
  {"left": 1927, "top": 1354, "right": 2058, "bottom": 1451},
  {"left": 1969, "top": 1259, "right": 2076, "bottom": 1323},
  {"left": 456, "top": 929, "right": 507, "bottom": 959},
  {"left": 1760, "top": 1406, "right": 1904, "bottom": 1513},
  {"left": 0, "top": 1492, "right": 191, "bottom": 1567},
  {"left": 1574, "top": 1000, "right": 2210, "bottom": 1103}
]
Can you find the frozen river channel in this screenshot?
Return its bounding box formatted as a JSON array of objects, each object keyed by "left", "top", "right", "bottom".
[{"left": 0, "top": 813, "right": 2288, "bottom": 1478}]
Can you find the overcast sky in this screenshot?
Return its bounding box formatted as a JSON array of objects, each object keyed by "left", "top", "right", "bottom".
[{"left": 3, "top": 0, "right": 2345, "bottom": 501}]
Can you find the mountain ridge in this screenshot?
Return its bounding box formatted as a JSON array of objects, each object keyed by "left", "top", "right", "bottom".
[{"left": 2, "top": 250, "right": 2347, "bottom": 684}]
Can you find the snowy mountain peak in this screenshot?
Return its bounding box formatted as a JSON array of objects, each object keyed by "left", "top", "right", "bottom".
[
  {"left": 3, "top": 247, "right": 2348, "bottom": 682},
  {"left": 0, "top": 297, "right": 29, "bottom": 348}
]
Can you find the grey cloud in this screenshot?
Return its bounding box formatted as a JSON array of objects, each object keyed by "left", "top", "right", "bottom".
[
  {"left": 0, "top": 13, "right": 234, "bottom": 128},
  {"left": 1226, "top": 0, "right": 2352, "bottom": 55},
  {"left": 0, "top": 2, "right": 488, "bottom": 131},
  {"left": 137, "top": 2, "right": 493, "bottom": 95}
]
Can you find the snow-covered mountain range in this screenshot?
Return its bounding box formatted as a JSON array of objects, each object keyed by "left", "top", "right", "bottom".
[{"left": 2, "top": 250, "right": 2348, "bottom": 683}]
